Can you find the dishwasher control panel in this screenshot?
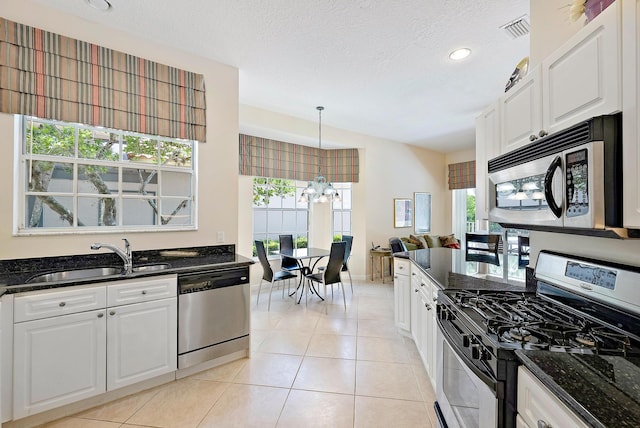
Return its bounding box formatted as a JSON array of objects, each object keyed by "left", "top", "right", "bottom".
[{"left": 178, "top": 266, "right": 249, "bottom": 294}]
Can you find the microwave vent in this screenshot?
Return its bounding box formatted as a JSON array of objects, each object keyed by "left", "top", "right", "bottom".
[{"left": 500, "top": 15, "right": 530, "bottom": 39}]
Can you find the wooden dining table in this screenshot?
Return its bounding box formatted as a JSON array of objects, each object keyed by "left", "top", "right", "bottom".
[{"left": 279, "top": 247, "right": 330, "bottom": 303}]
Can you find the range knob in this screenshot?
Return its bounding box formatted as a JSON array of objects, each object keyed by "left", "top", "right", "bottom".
[{"left": 471, "top": 344, "right": 483, "bottom": 360}]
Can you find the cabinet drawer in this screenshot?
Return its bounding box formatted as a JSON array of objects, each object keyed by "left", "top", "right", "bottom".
[
  {"left": 107, "top": 275, "right": 177, "bottom": 306},
  {"left": 394, "top": 258, "right": 411, "bottom": 276},
  {"left": 14, "top": 286, "right": 106, "bottom": 323}
]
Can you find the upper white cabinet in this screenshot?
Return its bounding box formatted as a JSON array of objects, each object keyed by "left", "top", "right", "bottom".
[
  {"left": 622, "top": 0, "right": 640, "bottom": 228},
  {"left": 475, "top": 101, "right": 501, "bottom": 221},
  {"left": 498, "top": 1, "right": 621, "bottom": 153}
]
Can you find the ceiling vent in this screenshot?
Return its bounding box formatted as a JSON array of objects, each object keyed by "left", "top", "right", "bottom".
[{"left": 500, "top": 15, "right": 530, "bottom": 39}]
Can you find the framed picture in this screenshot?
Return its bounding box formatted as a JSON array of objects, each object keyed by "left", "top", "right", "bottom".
[
  {"left": 394, "top": 198, "right": 413, "bottom": 228},
  {"left": 414, "top": 192, "right": 431, "bottom": 233}
]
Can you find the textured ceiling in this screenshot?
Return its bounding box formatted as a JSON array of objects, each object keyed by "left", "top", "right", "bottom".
[{"left": 32, "top": 0, "right": 529, "bottom": 153}]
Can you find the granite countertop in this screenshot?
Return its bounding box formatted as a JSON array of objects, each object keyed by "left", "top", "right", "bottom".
[
  {"left": 517, "top": 350, "right": 640, "bottom": 428},
  {"left": 0, "top": 245, "right": 254, "bottom": 296},
  {"left": 396, "top": 247, "right": 536, "bottom": 292}
]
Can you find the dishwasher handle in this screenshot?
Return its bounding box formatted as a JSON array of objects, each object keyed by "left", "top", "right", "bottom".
[{"left": 178, "top": 266, "right": 249, "bottom": 294}]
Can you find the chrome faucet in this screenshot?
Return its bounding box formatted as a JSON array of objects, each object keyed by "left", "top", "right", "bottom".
[{"left": 91, "top": 238, "right": 132, "bottom": 274}]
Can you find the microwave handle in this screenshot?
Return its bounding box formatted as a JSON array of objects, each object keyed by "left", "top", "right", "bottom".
[{"left": 544, "top": 155, "right": 563, "bottom": 218}]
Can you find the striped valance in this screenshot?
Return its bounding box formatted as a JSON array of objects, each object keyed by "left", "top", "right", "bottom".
[
  {"left": 0, "top": 17, "right": 206, "bottom": 142},
  {"left": 239, "top": 134, "right": 359, "bottom": 183},
  {"left": 448, "top": 160, "right": 476, "bottom": 190}
]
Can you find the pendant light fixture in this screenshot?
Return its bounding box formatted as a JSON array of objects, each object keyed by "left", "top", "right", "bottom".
[{"left": 298, "top": 106, "right": 341, "bottom": 204}]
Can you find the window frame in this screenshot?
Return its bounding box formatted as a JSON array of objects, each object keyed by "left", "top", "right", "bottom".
[
  {"left": 331, "top": 182, "right": 352, "bottom": 241},
  {"left": 15, "top": 116, "right": 198, "bottom": 235}
]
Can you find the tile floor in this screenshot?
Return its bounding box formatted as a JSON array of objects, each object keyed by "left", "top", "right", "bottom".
[{"left": 41, "top": 278, "right": 437, "bottom": 428}]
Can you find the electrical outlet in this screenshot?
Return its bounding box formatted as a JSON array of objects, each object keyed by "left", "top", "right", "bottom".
[{"left": 217, "top": 231, "right": 225, "bottom": 242}]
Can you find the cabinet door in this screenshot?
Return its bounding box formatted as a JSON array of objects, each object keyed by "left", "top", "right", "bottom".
[
  {"left": 410, "top": 269, "right": 420, "bottom": 343},
  {"left": 500, "top": 66, "right": 543, "bottom": 153},
  {"left": 106, "top": 297, "right": 177, "bottom": 391},
  {"left": 542, "top": 1, "right": 621, "bottom": 134},
  {"left": 429, "top": 282, "right": 439, "bottom": 386},
  {"left": 13, "top": 309, "right": 106, "bottom": 418},
  {"left": 475, "top": 101, "right": 500, "bottom": 221},
  {"left": 418, "top": 291, "right": 434, "bottom": 376},
  {"left": 622, "top": 0, "right": 640, "bottom": 227},
  {"left": 393, "top": 272, "right": 411, "bottom": 334}
]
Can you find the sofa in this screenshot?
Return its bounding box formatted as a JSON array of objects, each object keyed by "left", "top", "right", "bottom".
[{"left": 398, "top": 233, "right": 460, "bottom": 251}]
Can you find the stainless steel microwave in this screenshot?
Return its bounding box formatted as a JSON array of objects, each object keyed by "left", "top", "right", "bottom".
[{"left": 487, "top": 114, "right": 627, "bottom": 238}]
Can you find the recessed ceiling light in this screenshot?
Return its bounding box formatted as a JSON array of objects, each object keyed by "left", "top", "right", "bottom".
[
  {"left": 449, "top": 48, "right": 471, "bottom": 61},
  {"left": 86, "top": 0, "right": 112, "bottom": 11}
]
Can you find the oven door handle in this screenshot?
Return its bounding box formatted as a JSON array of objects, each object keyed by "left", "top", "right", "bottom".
[
  {"left": 544, "top": 155, "right": 563, "bottom": 218},
  {"left": 437, "top": 319, "right": 497, "bottom": 392}
]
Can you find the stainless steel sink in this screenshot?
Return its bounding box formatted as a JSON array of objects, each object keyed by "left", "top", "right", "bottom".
[
  {"left": 132, "top": 263, "right": 170, "bottom": 273},
  {"left": 26, "top": 267, "right": 122, "bottom": 283}
]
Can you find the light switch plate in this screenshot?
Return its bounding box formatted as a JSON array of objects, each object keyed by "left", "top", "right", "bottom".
[{"left": 217, "top": 231, "right": 224, "bottom": 242}]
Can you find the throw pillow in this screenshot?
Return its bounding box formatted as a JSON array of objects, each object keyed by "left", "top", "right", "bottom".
[
  {"left": 409, "top": 234, "right": 428, "bottom": 249},
  {"left": 425, "top": 234, "right": 441, "bottom": 248},
  {"left": 440, "top": 234, "right": 461, "bottom": 249}
]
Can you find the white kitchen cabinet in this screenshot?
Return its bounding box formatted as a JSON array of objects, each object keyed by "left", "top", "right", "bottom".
[
  {"left": 515, "top": 414, "right": 530, "bottom": 428},
  {"left": 500, "top": 66, "right": 543, "bottom": 153},
  {"left": 517, "top": 366, "right": 589, "bottom": 428},
  {"left": 475, "top": 100, "right": 501, "bottom": 222},
  {"left": 11, "top": 275, "right": 177, "bottom": 419},
  {"left": 410, "top": 267, "right": 421, "bottom": 344},
  {"left": 498, "top": 1, "right": 621, "bottom": 154},
  {"left": 393, "top": 258, "right": 411, "bottom": 335},
  {"left": 107, "top": 297, "right": 177, "bottom": 390},
  {"left": 622, "top": 0, "right": 640, "bottom": 228},
  {"left": 13, "top": 309, "right": 107, "bottom": 419}
]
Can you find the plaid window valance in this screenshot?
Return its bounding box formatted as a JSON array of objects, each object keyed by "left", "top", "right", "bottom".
[
  {"left": 0, "top": 17, "right": 206, "bottom": 142},
  {"left": 448, "top": 160, "right": 476, "bottom": 190},
  {"left": 239, "top": 134, "right": 359, "bottom": 183}
]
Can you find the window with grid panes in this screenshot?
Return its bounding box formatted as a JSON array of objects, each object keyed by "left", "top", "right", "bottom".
[{"left": 332, "top": 183, "right": 352, "bottom": 241}]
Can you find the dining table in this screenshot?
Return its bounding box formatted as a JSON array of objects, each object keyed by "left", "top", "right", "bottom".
[{"left": 279, "top": 247, "right": 330, "bottom": 303}]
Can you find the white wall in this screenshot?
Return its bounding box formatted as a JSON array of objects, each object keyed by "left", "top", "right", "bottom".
[
  {"left": 0, "top": 0, "right": 241, "bottom": 260},
  {"left": 239, "top": 106, "right": 448, "bottom": 280}
]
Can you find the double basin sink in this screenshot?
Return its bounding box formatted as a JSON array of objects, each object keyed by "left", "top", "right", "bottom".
[{"left": 26, "top": 264, "right": 170, "bottom": 284}]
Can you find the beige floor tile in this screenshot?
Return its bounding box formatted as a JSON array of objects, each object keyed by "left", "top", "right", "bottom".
[
  {"left": 356, "top": 336, "right": 409, "bottom": 363},
  {"left": 257, "top": 330, "right": 313, "bottom": 355},
  {"left": 190, "top": 357, "right": 248, "bottom": 382},
  {"left": 251, "top": 311, "right": 285, "bottom": 330},
  {"left": 233, "top": 352, "right": 303, "bottom": 388},
  {"left": 277, "top": 389, "right": 354, "bottom": 428},
  {"left": 355, "top": 360, "right": 423, "bottom": 401},
  {"left": 412, "top": 363, "right": 437, "bottom": 403},
  {"left": 39, "top": 418, "right": 122, "bottom": 428},
  {"left": 72, "top": 387, "right": 158, "bottom": 423},
  {"left": 358, "top": 318, "right": 403, "bottom": 338},
  {"left": 315, "top": 316, "right": 358, "bottom": 335},
  {"left": 306, "top": 333, "right": 357, "bottom": 359},
  {"left": 126, "top": 378, "right": 228, "bottom": 428},
  {"left": 198, "top": 384, "right": 289, "bottom": 428},
  {"left": 292, "top": 356, "right": 355, "bottom": 394},
  {"left": 273, "top": 311, "right": 321, "bottom": 331},
  {"left": 354, "top": 396, "right": 432, "bottom": 428},
  {"left": 250, "top": 329, "right": 271, "bottom": 353}
]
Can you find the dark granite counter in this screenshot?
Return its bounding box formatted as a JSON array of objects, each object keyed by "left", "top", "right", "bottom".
[
  {"left": 395, "top": 247, "right": 536, "bottom": 293},
  {"left": 0, "top": 245, "right": 254, "bottom": 296},
  {"left": 516, "top": 350, "right": 640, "bottom": 428}
]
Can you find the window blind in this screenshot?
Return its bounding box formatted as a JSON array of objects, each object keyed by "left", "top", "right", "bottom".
[
  {"left": 448, "top": 160, "right": 476, "bottom": 190},
  {"left": 0, "top": 17, "right": 206, "bottom": 142},
  {"left": 239, "top": 134, "right": 359, "bottom": 183}
]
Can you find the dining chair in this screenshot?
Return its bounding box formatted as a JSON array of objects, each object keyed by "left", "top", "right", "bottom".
[
  {"left": 255, "top": 240, "right": 297, "bottom": 310},
  {"left": 316, "top": 235, "right": 354, "bottom": 293},
  {"left": 279, "top": 234, "right": 303, "bottom": 274},
  {"left": 517, "top": 235, "right": 530, "bottom": 267},
  {"left": 465, "top": 233, "right": 501, "bottom": 266},
  {"left": 389, "top": 237, "right": 408, "bottom": 253},
  {"left": 304, "top": 241, "right": 347, "bottom": 311}
]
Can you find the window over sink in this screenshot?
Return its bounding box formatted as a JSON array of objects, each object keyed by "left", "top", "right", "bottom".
[{"left": 15, "top": 116, "right": 197, "bottom": 234}]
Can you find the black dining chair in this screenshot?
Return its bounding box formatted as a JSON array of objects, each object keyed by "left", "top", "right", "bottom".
[
  {"left": 465, "top": 233, "right": 501, "bottom": 266},
  {"left": 317, "top": 235, "right": 354, "bottom": 293},
  {"left": 255, "top": 240, "right": 297, "bottom": 310},
  {"left": 305, "top": 241, "right": 347, "bottom": 311},
  {"left": 517, "top": 236, "right": 530, "bottom": 267},
  {"left": 279, "top": 234, "right": 302, "bottom": 274},
  {"left": 389, "top": 237, "right": 407, "bottom": 253}
]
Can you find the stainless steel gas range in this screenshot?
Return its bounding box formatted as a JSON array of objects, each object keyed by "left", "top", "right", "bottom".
[{"left": 434, "top": 250, "right": 640, "bottom": 428}]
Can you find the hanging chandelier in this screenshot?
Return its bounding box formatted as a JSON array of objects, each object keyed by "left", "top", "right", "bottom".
[{"left": 298, "top": 106, "right": 341, "bottom": 203}]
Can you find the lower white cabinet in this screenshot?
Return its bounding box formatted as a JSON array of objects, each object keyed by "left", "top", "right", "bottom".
[
  {"left": 393, "top": 258, "right": 411, "bottom": 334},
  {"left": 12, "top": 275, "right": 177, "bottom": 419},
  {"left": 106, "top": 297, "right": 177, "bottom": 391},
  {"left": 13, "top": 309, "right": 107, "bottom": 419},
  {"left": 517, "top": 366, "right": 588, "bottom": 428}
]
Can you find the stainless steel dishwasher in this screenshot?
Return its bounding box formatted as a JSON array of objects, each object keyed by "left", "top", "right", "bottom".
[{"left": 178, "top": 266, "right": 250, "bottom": 369}]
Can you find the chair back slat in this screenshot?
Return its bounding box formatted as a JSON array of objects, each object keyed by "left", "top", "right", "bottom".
[
  {"left": 255, "top": 240, "right": 274, "bottom": 281},
  {"left": 465, "top": 233, "right": 501, "bottom": 266},
  {"left": 279, "top": 234, "right": 298, "bottom": 270},
  {"left": 342, "top": 235, "right": 353, "bottom": 265}
]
